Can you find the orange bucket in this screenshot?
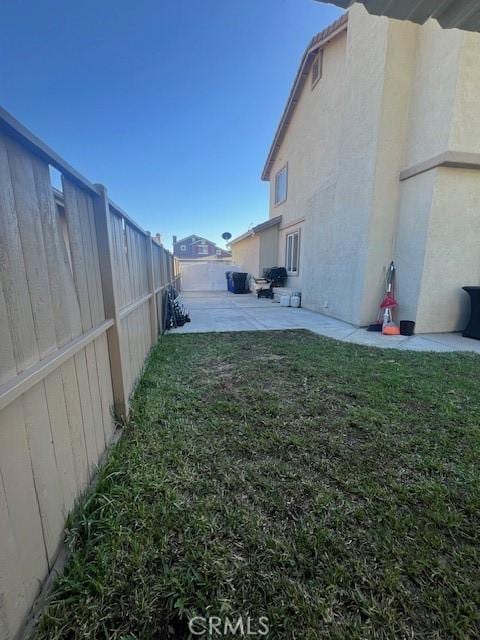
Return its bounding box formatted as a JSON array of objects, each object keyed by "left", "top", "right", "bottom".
[{"left": 383, "top": 324, "right": 400, "bottom": 335}]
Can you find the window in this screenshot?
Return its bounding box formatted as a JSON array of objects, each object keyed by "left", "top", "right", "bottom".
[
  {"left": 286, "top": 231, "right": 300, "bottom": 275},
  {"left": 180, "top": 244, "right": 186, "bottom": 251},
  {"left": 198, "top": 244, "right": 208, "bottom": 255},
  {"left": 311, "top": 49, "right": 323, "bottom": 88},
  {"left": 274, "top": 165, "right": 288, "bottom": 205}
]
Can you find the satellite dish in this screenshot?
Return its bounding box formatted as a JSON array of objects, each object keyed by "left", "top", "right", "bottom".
[{"left": 222, "top": 232, "right": 232, "bottom": 241}]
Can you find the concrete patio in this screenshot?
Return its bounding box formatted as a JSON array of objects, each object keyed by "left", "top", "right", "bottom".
[{"left": 169, "top": 291, "right": 480, "bottom": 353}]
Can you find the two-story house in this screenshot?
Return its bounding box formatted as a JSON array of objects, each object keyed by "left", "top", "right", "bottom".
[
  {"left": 173, "top": 234, "right": 231, "bottom": 260},
  {"left": 231, "top": 5, "right": 480, "bottom": 333}
]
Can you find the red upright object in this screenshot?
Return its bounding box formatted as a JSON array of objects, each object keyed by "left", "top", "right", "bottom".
[{"left": 380, "top": 293, "right": 398, "bottom": 309}]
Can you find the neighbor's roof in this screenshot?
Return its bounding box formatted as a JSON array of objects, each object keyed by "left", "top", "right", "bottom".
[
  {"left": 229, "top": 216, "right": 282, "bottom": 246},
  {"left": 261, "top": 13, "right": 348, "bottom": 182},
  {"left": 315, "top": 0, "right": 480, "bottom": 32},
  {"left": 174, "top": 234, "right": 208, "bottom": 245}
]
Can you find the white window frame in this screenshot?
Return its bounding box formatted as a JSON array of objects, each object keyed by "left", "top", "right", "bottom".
[
  {"left": 197, "top": 244, "right": 208, "bottom": 255},
  {"left": 285, "top": 230, "right": 300, "bottom": 276},
  {"left": 311, "top": 49, "right": 323, "bottom": 89},
  {"left": 180, "top": 244, "right": 186, "bottom": 251},
  {"left": 274, "top": 164, "right": 288, "bottom": 206}
]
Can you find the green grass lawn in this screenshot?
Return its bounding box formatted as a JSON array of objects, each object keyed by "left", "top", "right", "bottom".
[{"left": 34, "top": 331, "right": 480, "bottom": 639}]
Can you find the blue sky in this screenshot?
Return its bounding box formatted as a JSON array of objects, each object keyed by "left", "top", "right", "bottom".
[{"left": 0, "top": 0, "right": 342, "bottom": 249}]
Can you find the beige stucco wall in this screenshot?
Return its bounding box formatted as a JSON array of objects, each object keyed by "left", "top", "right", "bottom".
[
  {"left": 416, "top": 168, "right": 480, "bottom": 332},
  {"left": 394, "top": 170, "right": 437, "bottom": 327},
  {"left": 265, "top": 5, "right": 480, "bottom": 330},
  {"left": 258, "top": 226, "right": 278, "bottom": 273},
  {"left": 231, "top": 234, "right": 260, "bottom": 277},
  {"left": 268, "top": 29, "right": 347, "bottom": 296},
  {"left": 403, "top": 21, "right": 464, "bottom": 169},
  {"left": 231, "top": 225, "right": 279, "bottom": 279},
  {"left": 450, "top": 32, "right": 480, "bottom": 154},
  {"left": 394, "top": 24, "right": 480, "bottom": 332},
  {"left": 396, "top": 168, "right": 480, "bottom": 333},
  {"left": 269, "top": 7, "right": 419, "bottom": 324},
  {"left": 358, "top": 17, "right": 418, "bottom": 325}
]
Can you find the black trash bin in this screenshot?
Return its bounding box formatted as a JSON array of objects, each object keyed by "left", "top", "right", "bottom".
[
  {"left": 230, "top": 272, "right": 249, "bottom": 294},
  {"left": 400, "top": 321, "right": 415, "bottom": 336},
  {"left": 463, "top": 286, "right": 480, "bottom": 340}
]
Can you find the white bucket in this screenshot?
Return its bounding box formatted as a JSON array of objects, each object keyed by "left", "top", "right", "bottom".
[
  {"left": 291, "top": 294, "right": 301, "bottom": 308},
  {"left": 280, "top": 295, "right": 291, "bottom": 307}
]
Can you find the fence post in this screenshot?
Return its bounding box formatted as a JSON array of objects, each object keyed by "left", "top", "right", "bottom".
[
  {"left": 146, "top": 233, "right": 158, "bottom": 346},
  {"left": 93, "top": 183, "right": 128, "bottom": 419}
]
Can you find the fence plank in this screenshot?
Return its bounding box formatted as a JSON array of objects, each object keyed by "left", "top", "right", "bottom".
[
  {"left": 86, "top": 194, "right": 105, "bottom": 324},
  {"left": 74, "top": 351, "right": 98, "bottom": 478},
  {"left": 93, "top": 185, "right": 128, "bottom": 418},
  {"left": 6, "top": 137, "right": 57, "bottom": 361},
  {"left": 60, "top": 360, "right": 89, "bottom": 491},
  {"left": 110, "top": 212, "right": 130, "bottom": 309},
  {"left": 76, "top": 187, "right": 100, "bottom": 330},
  {"left": 85, "top": 342, "right": 107, "bottom": 457},
  {"left": 63, "top": 177, "right": 93, "bottom": 332},
  {"left": 146, "top": 234, "right": 158, "bottom": 345},
  {"left": 94, "top": 334, "right": 115, "bottom": 443},
  {"left": 22, "top": 383, "right": 64, "bottom": 566},
  {"left": 0, "top": 471, "right": 26, "bottom": 639},
  {"left": 121, "top": 315, "right": 133, "bottom": 398},
  {"left": 0, "top": 399, "right": 48, "bottom": 606},
  {"left": 0, "top": 283, "right": 16, "bottom": 386},
  {"left": 44, "top": 369, "right": 78, "bottom": 516},
  {"left": 74, "top": 188, "right": 104, "bottom": 328},
  {"left": 0, "top": 133, "right": 38, "bottom": 373},
  {"left": 125, "top": 224, "right": 137, "bottom": 303},
  {"left": 31, "top": 156, "right": 82, "bottom": 345}
]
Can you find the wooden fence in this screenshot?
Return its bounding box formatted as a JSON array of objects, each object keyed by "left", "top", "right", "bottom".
[{"left": 0, "top": 107, "right": 179, "bottom": 640}]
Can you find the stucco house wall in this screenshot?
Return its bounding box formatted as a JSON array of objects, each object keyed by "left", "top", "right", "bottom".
[
  {"left": 268, "top": 30, "right": 347, "bottom": 299},
  {"left": 231, "top": 234, "right": 260, "bottom": 277},
  {"left": 357, "top": 15, "right": 418, "bottom": 325},
  {"left": 258, "top": 225, "right": 278, "bottom": 273},
  {"left": 450, "top": 32, "right": 480, "bottom": 154},
  {"left": 266, "top": 8, "right": 420, "bottom": 325},
  {"left": 417, "top": 168, "right": 480, "bottom": 332},
  {"left": 259, "top": 5, "right": 480, "bottom": 332},
  {"left": 393, "top": 22, "right": 480, "bottom": 332},
  {"left": 403, "top": 22, "right": 464, "bottom": 169},
  {"left": 394, "top": 170, "right": 437, "bottom": 329}
]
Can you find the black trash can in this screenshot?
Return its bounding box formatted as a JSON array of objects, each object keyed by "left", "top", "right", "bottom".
[
  {"left": 230, "top": 272, "right": 249, "bottom": 294},
  {"left": 400, "top": 320, "right": 415, "bottom": 336},
  {"left": 463, "top": 286, "right": 480, "bottom": 340}
]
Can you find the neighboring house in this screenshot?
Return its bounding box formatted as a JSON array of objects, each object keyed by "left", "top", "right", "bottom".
[
  {"left": 173, "top": 234, "right": 231, "bottom": 260},
  {"left": 231, "top": 6, "right": 480, "bottom": 333}
]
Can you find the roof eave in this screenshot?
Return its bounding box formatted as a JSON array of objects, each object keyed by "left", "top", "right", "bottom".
[
  {"left": 314, "top": 1, "right": 480, "bottom": 32},
  {"left": 229, "top": 216, "right": 282, "bottom": 246}
]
